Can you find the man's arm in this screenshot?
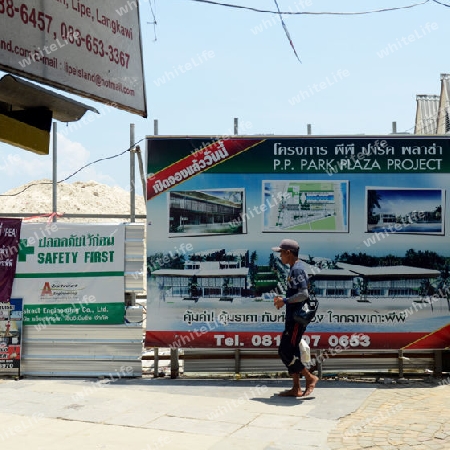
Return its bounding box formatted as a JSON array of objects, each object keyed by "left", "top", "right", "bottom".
[{"left": 284, "top": 288, "right": 309, "bottom": 304}]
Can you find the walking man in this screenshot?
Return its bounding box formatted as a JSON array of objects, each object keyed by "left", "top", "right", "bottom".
[{"left": 273, "top": 239, "right": 318, "bottom": 397}]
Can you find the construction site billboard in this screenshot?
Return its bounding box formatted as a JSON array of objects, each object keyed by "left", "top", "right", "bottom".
[{"left": 145, "top": 136, "right": 450, "bottom": 351}]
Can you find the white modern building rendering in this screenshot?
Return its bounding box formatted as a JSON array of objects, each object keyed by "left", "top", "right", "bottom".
[
  {"left": 152, "top": 249, "right": 249, "bottom": 300},
  {"left": 336, "top": 262, "right": 440, "bottom": 299}
]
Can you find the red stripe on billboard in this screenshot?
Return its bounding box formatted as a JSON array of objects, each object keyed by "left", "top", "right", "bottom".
[
  {"left": 145, "top": 331, "right": 430, "bottom": 350},
  {"left": 402, "top": 323, "right": 450, "bottom": 350},
  {"left": 146, "top": 139, "right": 265, "bottom": 200}
]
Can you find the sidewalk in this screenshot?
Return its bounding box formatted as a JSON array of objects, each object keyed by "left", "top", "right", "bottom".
[{"left": 0, "top": 376, "right": 448, "bottom": 449}]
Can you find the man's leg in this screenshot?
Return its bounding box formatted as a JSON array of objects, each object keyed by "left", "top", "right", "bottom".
[
  {"left": 293, "top": 323, "right": 319, "bottom": 397},
  {"left": 278, "top": 372, "right": 302, "bottom": 397},
  {"left": 278, "top": 327, "right": 303, "bottom": 397},
  {"left": 301, "top": 367, "right": 319, "bottom": 397}
]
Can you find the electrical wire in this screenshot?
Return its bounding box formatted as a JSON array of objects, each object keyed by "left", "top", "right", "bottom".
[
  {"left": 58, "top": 140, "right": 142, "bottom": 183},
  {"left": 432, "top": 0, "right": 450, "bottom": 6},
  {"left": 0, "top": 138, "right": 145, "bottom": 197},
  {"left": 273, "top": 0, "right": 301, "bottom": 63},
  {"left": 188, "top": 0, "right": 431, "bottom": 15},
  {"left": 147, "top": 0, "right": 158, "bottom": 41}
]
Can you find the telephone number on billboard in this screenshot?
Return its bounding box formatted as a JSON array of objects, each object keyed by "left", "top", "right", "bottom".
[
  {"left": 0, "top": 1, "right": 52, "bottom": 33},
  {"left": 213, "top": 333, "right": 371, "bottom": 348},
  {"left": 0, "top": 2, "right": 131, "bottom": 70}
]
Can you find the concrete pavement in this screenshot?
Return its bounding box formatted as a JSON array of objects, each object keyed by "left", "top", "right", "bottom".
[{"left": 0, "top": 375, "right": 449, "bottom": 449}]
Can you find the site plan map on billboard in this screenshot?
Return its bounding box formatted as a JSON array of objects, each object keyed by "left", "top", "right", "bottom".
[
  {"left": 0, "top": 0, "right": 146, "bottom": 116},
  {"left": 146, "top": 136, "right": 450, "bottom": 351}
]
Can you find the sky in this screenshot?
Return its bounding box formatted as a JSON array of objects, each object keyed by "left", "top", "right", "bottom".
[
  {"left": 0, "top": 0, "right": 449, "bottom": 199},
  {"left": 371, "top": 188, "right": 442, "bottom": 215}
]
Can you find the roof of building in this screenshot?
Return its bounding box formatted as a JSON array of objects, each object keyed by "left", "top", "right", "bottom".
[
  {"left": 437, "top": 73, "right": 450, "bottom": 134},
  {"left": 226, "top": 249, "right": 248, "bottom": 257},
  {"left": 155, "top": 260, "right": 248, "bottom": 276},
  {"left": 190, "top": 249, "right": 224, "bottom": 257},
  {"left": 171, "top": 190, "right": 241, "bottom": 208},
  {"left": 302, "top": 262, "right": 356, "bottom": 279},
  {"left": 414, "top": 73, "right": 450, "bottom": 135},
  {"left": 335, "top": 262, "right": 440, "bottom": 279},
  {"left": 153, "top": 269, "right": 199, "bottom": 277},
  {"left": 414, "top": 94, "right": 440, "bottom": 134},
  {"left": 153, "top": 267, "right": 249, "bottom": 277},
  {"left": 0, "top": 74, "right": 98, "bottom": 122}
]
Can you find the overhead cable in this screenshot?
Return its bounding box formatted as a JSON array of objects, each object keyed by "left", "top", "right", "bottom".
[
  {"left": 188, "top": 0, "right": 431, "bottom": 15},
  {"left": 273, "top": 0, "right": 301, "bottom": 63},
  {"left": 148, "top": 0, "right": 158, "bottom": 41},
  {"left": 0, "top": 138, "right": 145, "bottom": 197},
  {"left": 432, "top": 0, "right": 450, "bottom": 7}
]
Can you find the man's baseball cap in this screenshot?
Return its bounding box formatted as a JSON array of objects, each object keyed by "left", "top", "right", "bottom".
[{"left": 271, "top": 239, "right": 299, "bottom": 253}]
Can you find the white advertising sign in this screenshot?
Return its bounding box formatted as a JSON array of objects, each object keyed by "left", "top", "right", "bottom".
[
  {"left": 0, "top": 0, "right": 147, "bottom": 116},
  {"left": 12, "top": 223, "right": 126, "bottom": 325}
]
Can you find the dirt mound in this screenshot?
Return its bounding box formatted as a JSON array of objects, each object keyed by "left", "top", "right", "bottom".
[{"left": 0, "top": 179, "right": 146, "bottom": 223}]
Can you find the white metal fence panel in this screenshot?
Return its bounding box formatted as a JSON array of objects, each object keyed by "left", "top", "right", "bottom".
[
  {"left": 21, "top": 324, "right": 142, "bottom": 377},
  {"left": 125, "top": 223, "right": 146, "bottom": 293}
]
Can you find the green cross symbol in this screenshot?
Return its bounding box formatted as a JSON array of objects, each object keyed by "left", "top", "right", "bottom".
[{"left": 18, "top": 239, "right": 35, "bottom": 262}]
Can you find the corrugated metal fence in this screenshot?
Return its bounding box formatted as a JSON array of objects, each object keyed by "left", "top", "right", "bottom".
[
  {"left": 20, "top": 222, "right": 146, "bottom": 377},
  {"left": 22, "top": 324, "right": 143, "bottom": 377}
]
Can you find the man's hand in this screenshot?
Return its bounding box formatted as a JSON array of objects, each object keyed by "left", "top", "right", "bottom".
[{"left": 274, "top": 296, "right": 285, "bottom": 310}]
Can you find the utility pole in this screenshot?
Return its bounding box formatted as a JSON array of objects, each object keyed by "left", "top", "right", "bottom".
[
  {"left": 52, "top": 122, "right": 57, "bottom": 222},
  {"left": 130, "top": 123, "right": 136, "bottom": 223}
]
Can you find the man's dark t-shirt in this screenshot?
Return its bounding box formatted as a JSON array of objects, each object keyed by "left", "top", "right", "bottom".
[{"left": 285, "top": 260, "right": 309, "bottom": 323}]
